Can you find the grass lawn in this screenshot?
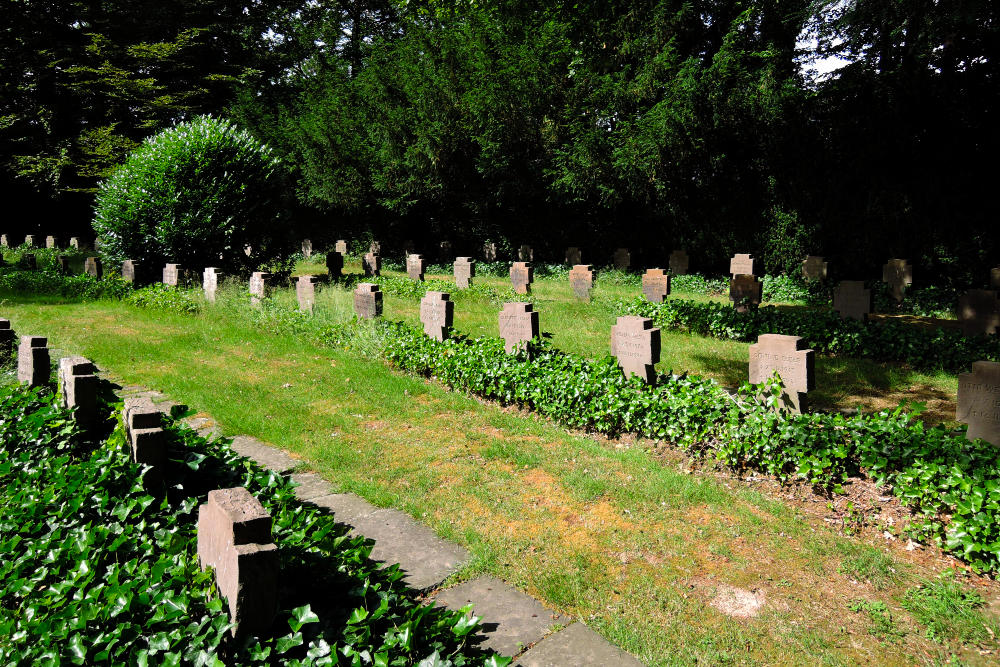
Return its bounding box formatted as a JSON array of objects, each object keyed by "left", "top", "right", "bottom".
[{"left": 2, "top": 281, "right": 994, "bottom": 665}]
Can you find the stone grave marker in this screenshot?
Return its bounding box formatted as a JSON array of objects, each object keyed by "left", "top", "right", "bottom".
[
  {"left": 957, "top": 361, "right": 1000, "bottom": 446},
  {"left": 203, "top": 267, "right": 222, "bottom": 303},
  {"left": 326, "top": 251, "right": 343, "bottom": 279},
  {"left": 991, "top": 267, "right": 1000, "bottom": 290},
  {"left": 363, "top": 252, "right": 381, "bottom": 277},
  {"left": 483, "top": 241, "right": 497, "bottom": 262},
  {"left": 369, "top": 240, "right": 381, "bottom": 255},
  {"left": 669, "top": 250, "right": 689, "bottom": 275},
  {"left": 296, "top": 275, "right": 317, "bottom": 313},
  {"left": 882, "top": 258, "right": 912, "bottom": 303},
  {"left": 58, "top": 356, "right": 99, "bottom": 428},
  {"left": 730, "top": 253, "right": 757, "bottom": 277},
  {"left": 611, "top": 316, "right": 660, "bottom": 383},
  {"left": 0, "top": 234, "right": 7, "bottom": 247},
  {"left": 566, "top": 247, "right": 582, "bottom": 265},
  {"left": 163, "top": 263, "right": 181, "bottom": 286},
  {"left": 569, "top": 264, "right": 593, "bottom": 301},
  {"left": 354, "top": 283, "right": 383, "bottom": 319},
  {"left": 249, "top": 272, "right": 270, "bottom": 304},
  {"left": 22, "top": 253, "right": 36, "bottom": 270},
  {"left": 641, "top": 268, "right": 671, "bottom": 303},
  {"left": 84, "top": 256, "right": 103, "bottom": 278},
  {"left": 613, "top": 248, "right": 630, "bottom": 270},
  {"left": 243, "top": 244, "right": 253, "bottom": 257},
  {"left": 407, "top": 254, "right": 426, "bottom": 281},
  {"left": 454, "top": 257, "right": 475, "bottom": 289},
  {"left": 56, "top": 255, "right": 70, "bottom": 274},
  {"left": 518, "top": 245, "right": 533, "bottom": 262},
  {"left": 729, "top": 274, "right": 762, "bottom": 312},
  {"left": 123, "top": 397, "right": 167, "bottom": 471},
  {"left": 301, "top": 239, "right": 312, "bottom": 258},
  {"left": 801, "top": 255, "right": 828, "bottom": 281},
  {"left": 499, "top": 302, "right": 539, "bottom": 354},
  {"left": 122, "top": 259, "right": 142, "bottom": 283},
  {"left": 197, "top": 487, "right": 278, "bottom": 635},
  {"left": 24, "top": 235, "right": 36, "bottom": 247},
  {"left": 69, "top": 237, "right": 86, "bottom": 250},
  {"left": 335, "top": 239, "right": 348, "bottom": 255},
  {"left": 0, "top": 319, "right": 15, "bottom": 359},
  {"left": 17, "top": 335, "right": 49, "bottom": 387},
  {"left": 420, "top": 291, "right": 454, "bottom": 341},
  {"left": 46, "top": 235, "right": 58, "bottom": 249},
  {"left": 957, "top": 290, "right": 1000, "bottom": 337},
  {"left": 832, "top": 281, "right": 871, "bottom": 321},
  {"left": 749, "top": 334, "right": 816, "bottom": 414},
  {"left": 510, "top": 261, "right": 533, "bottom": 295}
]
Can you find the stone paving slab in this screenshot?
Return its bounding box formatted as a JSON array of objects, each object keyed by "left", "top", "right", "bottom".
[
  {"left": 310, "top": 493, "right": 381, "bottom": 525},
  {"left": 289, "top": 473, "right": 334, "bottom": 501},
  {"left": 433, "top": 576, "right": 570, "bottom": 657},
  {"left": 514, "top": 622, "right": 645, "bottom": 666},
  {"left": 182, "top": 416, "right": 222, "bottom": 439},
  {"left": 230, "top": 435, "right": 299, "bottom": 473}
]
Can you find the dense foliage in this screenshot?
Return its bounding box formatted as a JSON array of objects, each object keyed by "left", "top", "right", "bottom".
[{"left": 0, "top": 267, "right": 133, "bottom": 301}]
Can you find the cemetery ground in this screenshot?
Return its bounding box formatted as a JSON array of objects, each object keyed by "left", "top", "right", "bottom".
[{"left": 3, "top": 266, "right": 998, "bottom": 664}]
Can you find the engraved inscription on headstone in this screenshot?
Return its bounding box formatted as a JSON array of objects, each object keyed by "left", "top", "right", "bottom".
[
  {"left": 499, "top": 302, "right": 539, "bottom": 354},
  {"left": 801, "top": 256, "right": 828, "bottom": 281},
  {"left": 729, "top": 253, "right": 756, "bottom": 277},
  {"left": 407, "top": 254, "right": 425, "bottom": 281},
  {"left": 301, "top": 239, "right": 312, "bottom": 258},
  {"left": 957, "top": 290, "right": 1000, "bottom": 337},
  {"left": 46, "top": 236, "right": 58, "bottom": 249},
  {"left": 641, "top": 268, "right": 671, "bottom": 303},
  {"left": 882, "top": 259, "right": 913, "bottom": 303},
  {"left": 203, "top": 267, "right": 222, "bottom": 303},
  {"left": 326, "top": 251, "right": 343, "bottom": 279},
  {"left": 17, "top": 335, "right": 49, "bottom": 387},
  {"left": 353, "top": 283, "right": 383, "bottom": 319},
  {"left": 518, "top": 245, "right": 533, "bottom": 262},
  {"left": 335, "top": 239, "right": 348, "bottom": 255},
  {"left": 454, "top": 257, "right": 475, "bottom": 289},
  {"left": 957, "top": 361, "right": 1000, "bottom": 447},
  {"left": 610, "top": 316, "right": 660, "bottom": 384},
  {"left": 510, "top": 261, "right": 533, "bottom": 295},
  {"left": 749, "top": 334, "right": 816, "bottom": 414},
  {"left": 163, "top": 263, "right": 181, "bottom": 286},
  {"left": 84, "top": 256, "right": 103, "bottom": 278},
  {"left": 565, "top": 247, "right": 582, "bottom": 266},
  {"left": 613, "top": 248, "right": 630, "bottom": 271},
  {"left": 482, "top": 242, "right": 497, "bottom": 262},
  {"left": 249, "top": 272, "right": 270, "bottom": 304},
  {"left": 832, "top": 281, "right": 871, "bottom": 321},
  {"left": 419, "top": 291, "right": 454, "bottom": 341},
  {"left": 296, "top": 275, "right": 317, "bottom": 313},
  {"left": 668, "top": 250, "right": 689, "bottom": 275},
  {"left": 363, "top": 252, "right": 381, "bottom": 277},
  {"left": 729, "top": 275, "right": 762, "bottom": 312},
  {"left": 569, "top": 264, "right": 593, "bottom": 301}
]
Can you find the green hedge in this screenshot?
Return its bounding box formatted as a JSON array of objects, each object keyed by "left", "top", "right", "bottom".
[{"left": 0, "top": 268, "right": 133, "bottom": 301}]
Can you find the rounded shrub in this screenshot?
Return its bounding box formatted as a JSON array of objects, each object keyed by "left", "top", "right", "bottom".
[{"left": 93, "top": 115, "right": 291, "bottom": 275}]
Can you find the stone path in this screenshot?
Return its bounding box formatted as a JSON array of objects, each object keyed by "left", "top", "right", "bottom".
[{"left": 117, "top": 384, "right": 645, "bottom": 665}]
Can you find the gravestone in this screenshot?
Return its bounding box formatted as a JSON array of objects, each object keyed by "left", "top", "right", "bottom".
[
  {"left": 610, "top": 316, "right": 660, "bottom": 384},
  {"left": 123, "top": 397, "right": 167, "bottom": 471},
  {"left": 203, "top": 267, "right": 222, "bottom": 303},
  {"left": 22, "top": 254, "right": 36, "bottom": 270},
  {"left": 353, "top": 283, "right": 383, "bottom": 319},
  {"left": 58, "top": 356, "right": 99, "bottom": 428},
  {"left": 957, "top": 361, "right": 1000, "bottom": 447},
  {"left": 0, "top": 319, "right": 15, "bottom": 359},
  {"left": 363, "top": 252, "right": 381, "bottom": 277},
  {"left": 45, "top": 236, "right": 58, "bottom": 249},
  {"left": 17, "top": 336, "right": 49, "bottom": 387},
  {"left": 163, "top": 263, "right": 181, "bottom": 286},
  {"left": 669, "top": 250, "right": 689, "bottom": 275},
  {"left": 566, "top": 247, "right": 582, "bottom": 265},
  {"left": 749, "top": 334, "right": 816, "bottom": 413},
  {"left": 407, "top": 254, "right": 426, "bottom": 281},
  {"left": 483, "top": 242, "right": 497, "bottom": 262},
  {"left": 326, "top": 251, "right": 343, "bottom": 279},
  {"left": 56, "top": 255, "right": 70, "bottom": 274},
  {"left": 499, "top": 302, "right": 539, "bottom": 354},
  {"left": 243, "top": 245, "right": 253, "bottom": 257},
  {"left": 518, "top": 245, "right": 533, "bottom": 262},
  {"left": 369, "top": 241, "right": 381, "bottom": 255},
  {"left": 301, "top": 239, "right": 312, "bottom": 258},
  {"left": 197, "top": 487, "right": 278, "bottom": 635},
  {"left": 122, "top": 259, "right": 142, "bottom": 283},
  {"left": 0, "top": 234, "right": 7, "bottom": 247},
  {"left": 454, "top": 257, "right": 475, "bottom": 289},
  {"left": 569, "top": 264, "right": 593, "bottom": 301},
  {"left": 882, "top": 259, "right": 912, "bottom": 303},
  {"left": 613, "top": 248, "right": 630, "bottom": 271},
  {"left": 84, "top": 256, "right": 103, "bottom": 278},
  {"left": 249, "top": 272, "right": 270, "bottom": 304},
  {"left": 832, "top": 281, "right": 871, "bottom": 321},
  {"left": 296, "top": 275, "right": 317, "bottom": 313},
  {"left": 510, "top": 261, "right": 533, "bottom": 295},
  {"left": 729, "top": 275, "right": 762, "bottom": 312},
  {"left": 801, "top": 256, "right": 828, "bottom": 281},
  {"left": 24, "top": 235, "right": 36, "bottom": 247},
  {"left": 420, "top": 291, "right": 454, "bottom": 341},
  {"left": 991, "top": 268, "right": 1000, "bottom": 290},
  {"left": 335, "top": 239, "right": 348, "bottom": 255},
  {"left": 641, "top": 268, "right": 671, "bottom": 303},
  {"left": 69, "top": 237, "right": 86, "bottom": 250},
  {"left": 729, "top": 253, "right": 756, "bottom": 277},
  {"left": 957, "top": 290, "right": 1000, "bottom": 337}
]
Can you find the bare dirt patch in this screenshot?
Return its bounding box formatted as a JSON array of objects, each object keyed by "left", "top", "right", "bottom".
[{"left": 709, "top": 584, "right": 767, "bottom": 618}]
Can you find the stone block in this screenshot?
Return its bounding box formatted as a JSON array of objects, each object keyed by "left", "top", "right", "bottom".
[
  {"left": 296, "top": 275, "right": 317, "bottom": 313},
  {"left": 369, "top": 241, "right": 381, "bottom": 255},
  {"left": 454, "top": 257, "right": 475, "bottom": 289},
  {"left": 749, "top": 334, "right": 815, "bottom": 413},
  {"left": 565, "top": 247, "right": 582, "bottom": 265},
  {"left": 354, "top": 283, "right": 383, "bottom": 319},
  {"left": 301, "top": 239, "right": 312, "bottom": 258},
  {"left": 69, "top": 237, "right": 86, "bottom": 250},
  {"left": 123, "top": 397, "right": 167, "bottom": 468},
  {"left": 611, "top": 316, "right": 659, "bottom": 383},
  {"left": 569, "top": 264, "right": 593, "bottom": 301},
  {"left": 729, "top": 253, "right": 756, "bottom": 277},
  {"left": 203, "top": 267, "right": 222, "bottom": 303},
  {"left": 833, "top": 280, "right": 871, "bottom": 321},
  {"left": 84, "top": 256, "right": 103, "bottom": 278},
  {"left": 801, "top": 255, "right": 828, "bottom": 281},
  {"left": 58, "top": 356, "right": 99, "bottom": 428},
  {"left": 17, "top": 335, "right": 49, "bottom": 387},
  {"left": 957, "top": 290, "right": 1000, "bottom": 337},
  {"left": 669, "top": 249, "right": 689, "bottom": 275},
  {"left": 45, "top": 236, "right": 58, "bottom": 249},
  {"left": 882, "top": 259, "right": 912, "bottom": 303},
  {"left": 420, "top": 291, "right": 454, "bottom": 341},
  {"left": 612, "top": 247, "right": 630, "bottom": 270},
  {"left": 510, "top": 262, "right": 533, "bottom": 295},
  {"left": 514, "top": 622, "right": 644, "bottom": 666},
  {"left": 0, "top": 234, "right": 7, "bottom": 247},
  {"left": 729, "top": 274, "right": 762, "bottom": 312},
  {"left": 958, "top": 361, "right": 1000, "bottom": 447},
  {"left": 249, "top": 272, "right": 270, "bottom": 304},
  {"left": 641, "top": 268, "right": 670, "bottom": 303},
  {"left": 24, "top": 235, "right": 36, "bottom": 247},
  {"left": 363, "top": 252, "right": 380, "bottom": 277},
  {"left": 335, "top": 239, "right": 348, "bottom": 255},
  {"left": 163, "top": 263, "right": 181, "bottom": 286},
  {"left": 499, "top": 302, "right": 539, "bottom": 354},
  {"left": 121, "top": 259, "right": 141, "bottom": 283},
  {"left": 407, "top": 254, "right": 425, "bottom": 282},
  {"left": 326, "top": 251, "right": 344, "bottom": 279}
]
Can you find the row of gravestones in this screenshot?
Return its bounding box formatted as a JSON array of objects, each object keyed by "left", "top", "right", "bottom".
[
  {"left": 0, "top": 234, "right": 90, "bottom": 250},
  {"left": 4, "top": 322, "right": 278, "bottom": 636}
]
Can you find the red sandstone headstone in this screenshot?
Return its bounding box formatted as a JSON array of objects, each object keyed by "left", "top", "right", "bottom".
[
  {"left": 613, "top": 248, "right": 630, "bottom": 271},
  {"left": 729, "top": 275, "right": 762, "bottom": 312},
  {"left": 499, "top": 302, "right": 539, "bottom": 354},
  {"left": 881, "top": 259, "right": 912, "bottom": 303},
  {"left": 510, "top": 262, "right": 533, "bottom": 295},
  {"left": 326, "top": 251, "right": 344, "bottom": 279},
  {"left": 957, "top": 290, "right": 1000, "bottom": 337},
  {"left": 749, "top": 334, "right": 815, "bottom": 413},
  {"left": 565, "top": 247, "right": 582, "bottom": 265},
  {"left": 610, "top": 316, "right": 660, "bottom": 383},
  {"left": 641, "top": 268, "right": 671, "bottom": 303},
  {"left": 833, "top": 281, "right": 871, "bottom": 321},
  {"left": 407, "top": 254, "right": 425, "bottom": 282},
  {"left": 729, "top": 254, "right": 756, "bottom": 277},
  {"left": 58, "top": 356, "right": 99, "bottom": 428},
  {"left": 17, "top": 335, "right": 49, "bottom": 387},
  {"left": 203, "top": 267, "right": 222, "bottom": 303},
  {"left": 420, "top": 291, "right": 454, "bottom": 341},
  {"left": 163, "top": 263, "right": 181, "bottom": 286},
  {"left": 668, "top": 250, "right": 689, "bottom": 275},
  {"left": 454, "top": 257, "right": 475, "bottom": 289},
  {"left": 957, "top": 361, "right": 1000, "bottom": 447},
  {"left": 354, "top": 283, "right": 383, "bottom": 319},
  {"left": 123, "top": 397, "right": 167, "bottom": 470},
  {"left": 569, "top": 264, "right": 593, "bottom": 301},
  {"left": 363, "top": 252, "right": 380, "bottom": 277},
  {"left": 296, "top": 275, "right": 317, "bottom": 313},
  {"left": 801, "top": 256, "right": 828, "bottom": 281}
]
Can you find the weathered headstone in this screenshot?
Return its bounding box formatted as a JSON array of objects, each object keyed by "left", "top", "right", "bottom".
[
  {"left": 565, "top": 247, "right": 582, "bottom": 265},
  {"left": 17, "top": 335, "right": 49, "bottom": 387},
  {"left": 296, "top": 275, "right": 317, "bottom": 313},
  {"left": 84, "top": 256, "right": 103, "bottom": 278},
  {"left": 369, "top": 240, "right": 381, "bottom": 255},
  {"left": 729, "top": 275, "right": 762, "bottom": 312},
  {"left": 482, "top": 241, "right": 497, "bottom": 262},
  {"left": 249, "top": 272, "right": 270, "bottom": 304},
  {"left": 641, "top": 268, "right": 671, "bottom": 303},
  {"left": 197, "top": 487, "right": 278, "bottom": 635},
  {"left": 991, "top": 267, "right": 1000, "bottom": 290},
  {"left": 123, "top": 397, "right": 167, "bottom": 470},
  {"left": 610, "top": 316, "right": 660, "bottom": 383},
  {"left": 0, "top": 319, "right": 15, "bottom": 359},
  {"left": 832, "top": 281, "right": 871, "bottom": 321},
  {"left": 203, "top": 267, "right": 222, "bottom": 303},
  {"left": 957, "top": 290, "right": 1000, "bottom": 337},
  {"left": 499, "top": 302, "right": 539, "bottom": 354},
  {"left": 56, "top": 255, "right": 71, "bottom": 274},
  {"left": 22, "top": 254, "right": 36, "bottom": 270},
  {"left": 729, "top": 253, "right": 757, "bottom": 277},
  {"left": 510, "top": 261, "right": 533, "bottom": 295},
  {"left": 363, "top": 252, "right": 381, "bottom": 277},
  {"left": 163, "top": 263, "right": 181, "bottom": 286},
  {"left": 613, "top": 248, "right": 630, "bottom": 271},
  {"left": 326, "top": 251, "right": 343, "bottom": 279},
  {"left": 45, "top": 235, "right": 58, "bottom": 249},
  {"left": 569, "top": 264, "right": 593, "bottom": 301},
  {"left": 24, "top": 235, "right": 36, "bottom": 247},
  {"left": 957, "top": 361, "right": 1000, "bottom": 447},
  {"left": 518, "top": 245, "right": 533, "bottom": 262},
  {"left": 668, "top": 250, "right": 689, "bottom": 275},
  {"left": 301, "top": 239, "right": 312, "bottom": 258},
  {"left": 69, "top": 237, "right": 86, "bottom": 250},
  {"left": 122, "top": 259, "right": 141, "bottom": 283},
  {"left": 353, "top": 283, "right": 383, "bottom": 319},
  {"left": 58, "top": 356, "right": 99, "bottom": 428},
  {"left": 749, "top": 334, "right": 816, "bottom": 413},
  {"left": 419, "top": 291, "right": 454, "bottom": 341},
  {"left": 407, "top": 254, "right": 425, "bottom": 281},
  {"left": 0, "top": 234, "right": 7, "bottom": 247},
  {"left": 335, "top": 239, "right": 348, "bottom": 255},
  {"left": 882, "top": 259, "right": 912, "bottom": 303},
  {"left": 454, "top": 257, "right": 475, "bottom": 289},
  {"left": 801, "top": 255, "right": 828, "bottom": 281},
  {"left": 243, "top": 244, "right": 253, "bottom": 257}
]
